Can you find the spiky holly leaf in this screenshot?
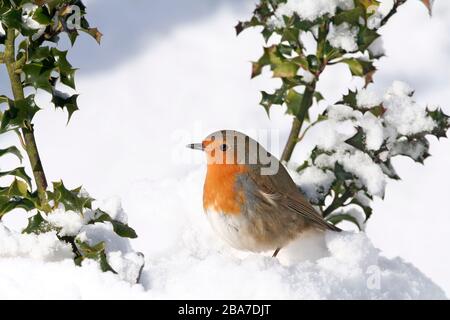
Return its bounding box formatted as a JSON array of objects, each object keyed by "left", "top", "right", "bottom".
[
  {"left": 23, "top": 212, "right": 54, "bottom": 235},
  {"left": 90, "top": 209, "right": 138, "bottom": 239},
  {"left": 390, "top": 137, "right": 430, "bottom": 164},
  {"left": 0, "top": 146, "right": 23, "bottom": 162},
  {"left": 0, "top": 196, "right": 35, "bottom": 218},
  {"left": 285, "top": 89, "right": 303, "bottom": 117},
  {"left": 48, "top": 181, "right": 93, "bottom": 213},
  {"left": 355, "top": 0, "right": 380, "bottom": 11},
  {"left": 51, "top": 90, "right": 79, "bottom": 122},
  {"left": 345, "top": 127, "right": 366, "bottom": 151},
  {"left": 75, "top": 239, "right": 116, "bottom": 273},
  {"left": 379, "top": 159, "right": 400, "bottom": 180},
  {"left": 358, "top": 27, "right": 380, "bottom": 51},
  {"left": 32, "top": 6, "right": 52, "bottom": 25},
  {"left": 339, "top": 90, "right": 358, "bottom": 108},
  {"left": 0, "top": 95, "right": 40, "bottom": 133},
  {"left": 260, "top": 88, "right": 285, "bottom": 116},
  {"left": 0, "top": 167, "right": 32, "bottom": 188},
  {"left": 343, "top": 58, "right": 375, "bottom": 77},
  {"left": 23, "top": 63, "right": 54, "bottom": 92},
  {"left": 326, "top": 213, "right": 363, "bottom": 231},
  {"left": 351, "top": 197, "right": 374, "bottom": 221},
  {"left": 334, "top": 6, "right": 365, "bottom": 25},
  {"left": 0, "top": 7, "right": 35, "bottom": 36},
  {"left": 83, "top": 27, "right": 102, "bottom": 44},
  {"left": 427, "top": 108, "right": 450, "bottom": 139}
]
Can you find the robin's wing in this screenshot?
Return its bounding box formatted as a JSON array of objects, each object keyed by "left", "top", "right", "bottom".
[{"left": 245, "top": 165, "right": 341, "bottom": 232}]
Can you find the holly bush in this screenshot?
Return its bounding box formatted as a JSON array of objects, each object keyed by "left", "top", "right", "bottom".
[
  {"left": 238, "top": 0, "right": 449, "bottom": 229},
  {"left": 0, "top": 0, "right": 142, "bottom": 279}
]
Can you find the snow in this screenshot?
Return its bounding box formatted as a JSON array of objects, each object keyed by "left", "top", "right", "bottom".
[
  {"left": 21, "top": 3, "right": 45, "bottom": 30},
  {"left": 383, "top": 81, "right": 436, "bottom": 136},
  {"left": 315, "top": 148, "right": 387, "bottom": 197},
  {"left": 357, "top": 87, "right": 383, "bottom": 108},
  {"left": 0, "top": 183, "right": 446, "bottom": 299},
  {"left": 291, "top": 165, "right": 335, "bottom": 203},
  {"left": 368, "top": 37, "right": 385, "bottom": 57},
  {"left": 327, "top": 23, "right": 359, "bottom": 52},
  {"left": 298, "top": 68, "right": 316, "bottom": 83},
  {"left": 0, "top": 224, "right": 73, "bottom": 262},
  {"left": 271, "top": 0, "right": 354, "bottom": 26},
  {"left": 46, "top": 209, "right": 84, "bottom": 237}
]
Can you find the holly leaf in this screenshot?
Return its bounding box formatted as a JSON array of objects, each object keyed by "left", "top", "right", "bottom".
[
  {"left": 90, "top": 209, "right": 138, "bottom": 239},
  {"left": 285, "top": 89, "right": 303, "bottom": 117},
  {"left": 22, "top": 211, "right": 57, "bottom": 234},
  {"left": 345, "top": 127, "right": 366, "bottom": 151},
  {"left": 0, "top": 95, "right": 40, "bottom": 133},
  {"left": 326, "top": 213, "right": 363, "bottom": 231},
  {"left": 23, "top": 63, "right": 54, "bottom": 92},
  {"left": 83, "top": 27, "right": 102, "bottom": 44},
  {"left": 260, "top": 88, "right": 285, "bottom": 116},
  {"left": 427, "top": 108, "right": 450, "bottom": 139},
  {"left": 0, "top": 196, "right": 35, "bottom": 218},
  {"left": 334, "top": 7, "right": 365, "bottom": 25},
  {"left": 339, "top": 90, "right": 358, "bottom": 108},
  {"left": 0, "top": 167, "right": 32, "bottom": 188},
  {"left": 51, "top": 90, "right": 79, "bottom": 122},
  {"left": 0, "top": 146, "right": 23, "bottom": 162},
  {"left": 49, "top": 181, "right": 93, "bottom": 213},
  {"left": 343, "top": 58, "right": 375, "bottom": 78},
  {"left": 75, "top": 239, "right": 117, "bottom": 273}
]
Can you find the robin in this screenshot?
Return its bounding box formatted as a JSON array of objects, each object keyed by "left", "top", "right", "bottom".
[{"left": 187, "top": 130, "right": 340, "bottom": 257}]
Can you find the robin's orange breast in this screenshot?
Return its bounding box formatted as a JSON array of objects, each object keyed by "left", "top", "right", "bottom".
[{"left": 203, "top": 164, "right": 247, "bottom": 215}]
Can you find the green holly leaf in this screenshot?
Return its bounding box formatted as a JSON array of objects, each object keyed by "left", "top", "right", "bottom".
[
  {"left": 358, "top": 27, "right": 380, "bottom": 52},
  {"left": 0, "top": 95, "right": 40, "bottom": 133},
  {"left": 22, "top": 212, "right": 53, "bottom": 234},
  {"left": 314, "top": 91, "right": 324, "bottom": 103},
  {"left": 345, "top": 127, "right": 366, "bottom": 151},
  {"left": 339, "top": 90, "right": 358, "bottom": 108},
  {"left": 0, "top": 146, "right": 23, "bottom": 162},
  {"left": 343, "top": 58, "right": 374, "bottom": 77},
  {"left": 75, "top": 239, "right": 117, "bottom": 273},
  {"left": 390, "top": 137, "right": 431, "bottom": 164},
  {"left": 0, "top": 167, "right": 32, "bottom": 188},
  {"left": 334, "top": 7, "right": 365, "bottom": 25},
  {"left": 90, "top": 209, "right": 138, "bottom": 239},
  {"left": 1, "top": 8, "right": 35, "bottom": 36},
  {"left": 60, "top": 68, "right": 77, "bottom": 89},
  {"left": 334, "top": 162, "right": 354, "bottom": 181},
  {"left": 49, "top": 181, "right": 93, "bottom": 213},
  {"left": 0, "top": 196, "right": 35, "bottom": 218},
  {"left": 379, "top": 159, "right": 400, "bottom": 180},
  {"left": 427, "top": 108, "right": 450, "bottom": 139},
  {"left": 51, "top": 90, "right": 79, "bottom": 122},
  {"left": 326, "top": 213, "right": 363, "bottom": 231},
  {"left": 32, "top": 6, "right": 52, "bottom": 25},
  {"left": 273, "top": 62, "right": 299, "bottom": 78},
  {"left": 23, "top": 63, "right": 54, "bottom": 92},
  {"left": 259, "top": 88, "right": 285, "bottom": 116},
  {"left": 285, "top": 89, "right": 303, "bottom": 117}
]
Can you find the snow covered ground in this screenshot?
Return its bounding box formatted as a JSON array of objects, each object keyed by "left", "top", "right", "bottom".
[{"left": 1, "top": 0, "right": 450, "bottom": 299}]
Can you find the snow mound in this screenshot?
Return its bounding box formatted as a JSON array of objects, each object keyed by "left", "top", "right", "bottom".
[{"left": 0, "top": 170, "right": 445, "bottom": 299}]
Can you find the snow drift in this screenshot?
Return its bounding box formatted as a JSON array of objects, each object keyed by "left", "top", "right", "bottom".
[{"left": 0, "top": 169, "right": 446, "bottom": 299}]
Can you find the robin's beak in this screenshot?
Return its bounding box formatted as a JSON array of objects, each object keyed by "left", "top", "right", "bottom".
[{"left": 186, "top": 143, "right": 204, "bottom": 151}]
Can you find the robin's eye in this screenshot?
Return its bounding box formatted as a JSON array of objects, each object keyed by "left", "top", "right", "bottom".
[{"left": 219, "top": 144, "right": 228, "bottom": 152}]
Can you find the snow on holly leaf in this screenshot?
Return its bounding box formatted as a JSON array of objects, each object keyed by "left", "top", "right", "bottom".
[{"left": 296, "top": 81, "right": 449, "bottom": 223}]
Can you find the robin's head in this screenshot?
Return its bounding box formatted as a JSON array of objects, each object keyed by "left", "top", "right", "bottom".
[{"left": 187, "top": 130, "right": 279, "bottom": 175}]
